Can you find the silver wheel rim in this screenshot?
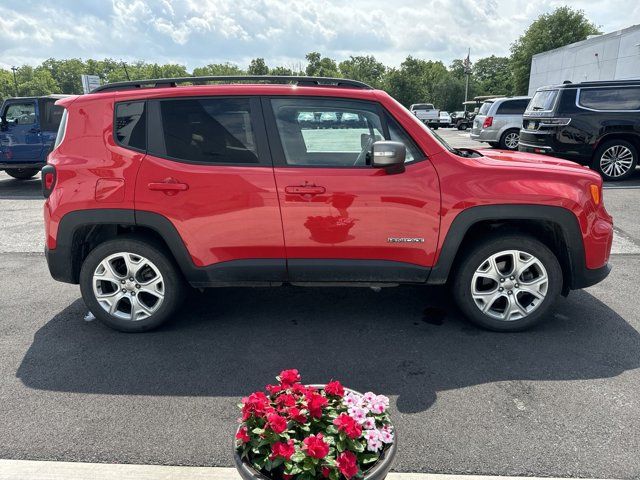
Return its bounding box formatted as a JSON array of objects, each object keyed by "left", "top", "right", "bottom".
[
  {"left": 471, "top": 249, "right": 548, "bottom": 322},
  {"left": 504, "top": 132, "right": 519, "bottom": 149},
  {"left": 600, "top": 145, "right": 634, "bottom": 178},
  {"left": 92, "top": 252, "right": 165, "bottom": 321}
]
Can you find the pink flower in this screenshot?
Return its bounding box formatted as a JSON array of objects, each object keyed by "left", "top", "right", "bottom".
[
  {"left": 347, "top": 406, "right": 368, "bottom": 424},
  {"left": 367, "top": 438, "right": 383, "bottom": 452},
  {"left": 343, "top": 392, "right": 361, "bottom": 407},
  {"left": 363, "top": 417, "right": 376, "bottom": 430},
  {"left": 379, "top": 428, "right": 394, "bottom": 444},
  {"left": 370, "top": 395, "right": 390, "bottom": 414},
  {"left": 362, "top": 391, "right": 377, "bottom": 404},
  {"left": 363, "top": 429, "right": 379, "bottom": 443}
]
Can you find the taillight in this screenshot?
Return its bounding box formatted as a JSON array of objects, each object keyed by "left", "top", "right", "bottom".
[
  {"left": 41, "top": 165, "right": 56, "bottom": 198},
  {"left": 483, "top": 116, "right": 493, "bottom": 128}
]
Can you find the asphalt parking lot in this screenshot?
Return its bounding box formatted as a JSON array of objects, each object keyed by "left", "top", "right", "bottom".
[{"left": 1, "top": 141, "right": 640, "bottom": 479}]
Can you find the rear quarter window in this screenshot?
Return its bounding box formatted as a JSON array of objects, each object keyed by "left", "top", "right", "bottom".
[
  {"left": 496, "top": 99, "right": 529, "bottom": 115},
  {"left": 478, "top": 102, "right": 492, "bottom": 115},
  {"left": 115, "top": 101, "right": 147, "bottom": 151},
  {"left": 578, "top": 87, "right": 640, "bottom": 111}
]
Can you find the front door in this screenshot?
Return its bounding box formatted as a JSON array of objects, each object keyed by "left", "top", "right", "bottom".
[
  {"left": 264, "top": 97, "right": 441, "bottom": 283},
  {"left": 0, "top": 100, "right": 43, "bottom": 164},
  {"left": 134, "top": 96, "right": 286, "bottom": 283}
]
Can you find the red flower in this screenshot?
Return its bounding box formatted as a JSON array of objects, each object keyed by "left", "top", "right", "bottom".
[
  {"left": 279, "top": 369, "right": 301, "bottom": 387},
  {"left": 302, "top": 433, "right": 329, "bottom": 459},
  {"left": 283, "top": 475, "right": 293, "bottom": 480},
  {"left": 292, "top": 383, "right": 310, "bottom": 395},
  {"left": 270, "top": 440, "right": 295, "bottom": 460},
  {"left": 267, "top": 413, "right": 288, "bottom": 434},
  {"left": 276, "top": 394, "right": 297, "bottom": 408},
  {"left": 306, "top": 392, "right": 328, "bottom": 419},
  {"left": 333, "top": 413, "right": 362, "bottom": 440},
  {"left": 321, "top": 467, "right": 331, "bottom": 478},
  {"left": 288, "top": 407, "right": 307, "bottom": 423},
  {"left": 324, "top": 380, "right": 345, "bottom": 397},
  {"left": 236, "top": 426, "right": 250, "bottom": 444},
  {"left": 337, "top": 451, "right": 359, "bottom": 479},
  {"left": 266, "top": 384, "right": 284, "bottom": 395},
  {"left": 241, "top": 391, "right": 270, "bottom": 420}
]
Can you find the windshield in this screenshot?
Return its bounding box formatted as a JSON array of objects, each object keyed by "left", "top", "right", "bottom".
[{"left": 527, "top": 90, "right": 558, "bottom": 112}]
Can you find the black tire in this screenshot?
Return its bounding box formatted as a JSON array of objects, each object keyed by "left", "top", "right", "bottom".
[
  {"left": 6, "top": 168, "right": 40, "bottom": 180},
  {"left": 458, "top": 123, "right": 468, "bottom": 131},
  {"left": 452, "top": 234, "right": 562, "bottom": 332},
  {"left": 499, "top": 129, "right": 520, "bottom": 150},
  {"left": 488, "top": 142, "right": 499, "bottom": 148},
  {"left": 79, "top": 237, "right": 186, "bottom": 332},
  {"left": 592, "top": 139, "right": 638, "bottom": 181}
]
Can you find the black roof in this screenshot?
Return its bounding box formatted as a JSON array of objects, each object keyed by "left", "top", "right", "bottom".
[{"left": 541, "top": 79, "right": 640, "bottom": 90}]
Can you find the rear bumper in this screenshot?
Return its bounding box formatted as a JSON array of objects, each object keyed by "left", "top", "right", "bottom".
[
  {"left": 0, "top": 162, "right": 45, "bottom": 170},
  {"left": 45, "top": 246, "right": 77, "bottom": 284}
]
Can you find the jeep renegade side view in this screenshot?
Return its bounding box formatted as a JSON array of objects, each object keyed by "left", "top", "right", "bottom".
[{"left": 43, "top": 76, "right": 613, "bottom": 333}]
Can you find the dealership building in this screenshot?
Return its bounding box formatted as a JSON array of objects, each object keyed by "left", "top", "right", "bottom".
[{"left": 528, "top": 24, "right": 640, "bottom": 95}]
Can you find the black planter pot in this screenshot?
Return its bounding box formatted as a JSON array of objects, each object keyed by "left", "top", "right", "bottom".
[{"left": 233, "top": 386, "right": 397, "bottom": 480}]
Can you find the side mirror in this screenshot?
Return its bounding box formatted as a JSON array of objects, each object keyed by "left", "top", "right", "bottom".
[{"left": 372, "top": 141, "right": 406, "bottom": 174}]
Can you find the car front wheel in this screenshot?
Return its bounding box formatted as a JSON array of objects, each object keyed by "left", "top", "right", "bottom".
[
  {"left": 452, "top": 235, "right": 562, "bottom": 331},
  {"left": 79, "top": 238, "right": 185, "bottom": 332}
]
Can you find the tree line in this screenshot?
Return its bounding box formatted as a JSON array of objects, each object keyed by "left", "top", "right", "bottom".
[{"left": 0, "top": 6, "right": 599, "bottom": 110}]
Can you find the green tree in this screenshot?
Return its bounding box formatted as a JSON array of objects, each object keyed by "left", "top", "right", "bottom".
[
  {"left": 511, "top": 6, "right": 600, "bottom": 94},
  {"left": 192, "top": 63, "right": 245, "bottom": 77},
  {"left": 338, "top": 55, "right": 386, "bottom": 88},
  {"left": 270, "top": 66, "right": 294, "bottom": 76},
  {"left": 305, "top": 52, "right": 339, "bottom": 77},
  {"left": 13, "top": 65, "right": 59, "bottom": 96},
  {"left": 0, "top": 68, "right": 16, "bottom": 100},
  {"left": 473, "top": 55, "right": 513, "bottom": 96},
  {"left": 384, "top": 56, "right": 449, "bottom": 107},
  {"left": 248, "top": 58, "right": 269, "bottom": 75}
]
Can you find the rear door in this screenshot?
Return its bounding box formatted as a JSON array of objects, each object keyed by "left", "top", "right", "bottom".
[
  {"left": 0, "top": 99, "right": 43, "bottom": 164},
  {"left": 134, "top": 96, "right": 286, "bottom": 282}
]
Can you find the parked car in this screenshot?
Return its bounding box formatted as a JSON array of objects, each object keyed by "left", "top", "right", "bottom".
[
  {"left": 451, "top": 110, "right": 473, "bottom": 130},
  {"left": 43, "top": 76, "right": 612, "bottom": 333},
  {"left": 470, "top": 96, "right": 531, "bottom": 150},
  {"left": 409, "top": 103, "right": 440, "bottom": 129},
  {"left": 439, "top": 111, "right": 452, "bottom": 127},
  {"left": 0, "top": 95, "right": 67, "bottom": 179},
  {"left": 519, "top": 80, "right": 640, "bottom": 181}
]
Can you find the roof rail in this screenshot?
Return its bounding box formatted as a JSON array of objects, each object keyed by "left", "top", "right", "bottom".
[{"left": 91, "top": 75, "right": 373, "bottom": 93}]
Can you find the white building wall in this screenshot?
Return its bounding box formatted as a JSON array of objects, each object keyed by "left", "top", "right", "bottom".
[{"left": 528, "top": 24, "right": 640, "bottom": 95}]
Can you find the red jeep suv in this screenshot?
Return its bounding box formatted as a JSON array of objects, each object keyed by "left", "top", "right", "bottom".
[{"left": 42, "top": 76, "right": 613, "bottom": 333}]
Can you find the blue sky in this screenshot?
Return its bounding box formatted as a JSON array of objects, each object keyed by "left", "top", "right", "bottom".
[{"left": 1, "top": 0, "right": 638, "bottom": 70}]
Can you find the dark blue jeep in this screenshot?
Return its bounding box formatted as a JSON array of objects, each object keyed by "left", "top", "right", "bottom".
[{"left": 0, "top": 95, "right": 67, "bottom": 180}]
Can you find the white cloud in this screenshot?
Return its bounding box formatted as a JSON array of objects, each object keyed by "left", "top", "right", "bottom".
[{"left": 0, "top": 0, "right": 637, "bottom": 70}]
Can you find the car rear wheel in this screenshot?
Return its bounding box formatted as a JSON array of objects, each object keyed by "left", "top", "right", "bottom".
[
  {"left": 593, "top": 140, "right": 638, "bottom": 181},
  {"left": 452, "top": 234, "right": 562, "bottom": 331},
  {"left": 6, "top": 168, "right": 40, "bottom": 180},
  {"left": 79, "top": 238, "right": 186, "bottom": 332},
  {"left": 499, "top": 129, "right": 520, "bottom": 150},
  {"left": 457, "top": 123, "right": 468, "bottom": 131}
]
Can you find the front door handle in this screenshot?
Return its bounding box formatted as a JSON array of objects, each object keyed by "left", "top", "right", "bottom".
[
  {"left": 148, "top": 178, "right": 189, "bottom": 195},
  {"left": 285, "top": 185, "right": 326, "bottom": 195}
]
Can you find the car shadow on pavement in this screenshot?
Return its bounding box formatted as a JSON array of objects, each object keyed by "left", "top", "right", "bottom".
[
  {"left": 16, "top": 285, "right": 640, "bottom": 414},
  {"left": 0, "top": 175, "right": 43, "bottom": 200}
]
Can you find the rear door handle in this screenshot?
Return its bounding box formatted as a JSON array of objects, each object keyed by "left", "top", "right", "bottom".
[
  {"left": 148, "top": 178, "right": 189, "bottom": 194},
  {"left": 285, "top": 185, "right": 326, "bottom": 195}
]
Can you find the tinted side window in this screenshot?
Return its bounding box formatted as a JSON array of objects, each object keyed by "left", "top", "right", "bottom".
[
  {"left": 115, "top": 101, "right": 146, "bottom": 151},
  {"left": 271, "top": 98, "right": 384, "bottom": 166},
  {"left": 155, "top": 97, "right": 258, "bottom": 164},
  {"left": 578, "top": 87, "right": 640, "bottom": 111},
  {"left": 39, "top": 99, "right": 64, "bottom": 131},
  {"left": 386, "top": 114, "right": 423, "bottom": 163},
  {"left": 496, "top": 99, "right": 529, "bottom": 115},
  {"left": 478, "top": 102, "right": 492, "bottom": 115},
  {"left": 4, "top": 102, "right": 36, "bottom": 125}
]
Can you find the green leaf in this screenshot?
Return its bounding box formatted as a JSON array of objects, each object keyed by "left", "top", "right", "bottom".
[
  {"left": 252, "top": 428, "right": 265, "bottom": 435},
  {"left": 291, "top": 451, "right": 306, "bottom": 463},
  {"left": 326, "top": 425, "right": 338, "bottom": 435},
  {"left": 337, "top": 440, "right": 346, "bottom": 452},
  {"left": 359, "top": 453, "right": 379, "bottom": 464},
  {"left": 347, "top": 439, "right": 365, "bottom": 453}
]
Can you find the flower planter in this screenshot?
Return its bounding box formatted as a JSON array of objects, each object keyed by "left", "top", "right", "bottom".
[{"left": 234, "top": 372, "right": 397, "bottom": 480}]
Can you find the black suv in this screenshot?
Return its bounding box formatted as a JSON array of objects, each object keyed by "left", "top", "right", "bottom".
[{"left": 519, "top": 80, "right": 640, "bottom": 181}]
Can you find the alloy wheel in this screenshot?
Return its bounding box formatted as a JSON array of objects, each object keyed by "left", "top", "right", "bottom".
[
  {"left": 92, "top": 252, "right": 165, "bottom": 321},
  {"left": 471, "top": 249, "right": 548, "bottom": 321},
  {"left": 600, "top": 145, "right": 634, "bottom": 178},
  {"left": 504, "top": 132, "right": 519, "bottom": 150}
]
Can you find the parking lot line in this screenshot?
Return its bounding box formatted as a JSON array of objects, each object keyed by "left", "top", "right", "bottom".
[{"left": 0, "top": 460, "right": 616, "bottom": 480}]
